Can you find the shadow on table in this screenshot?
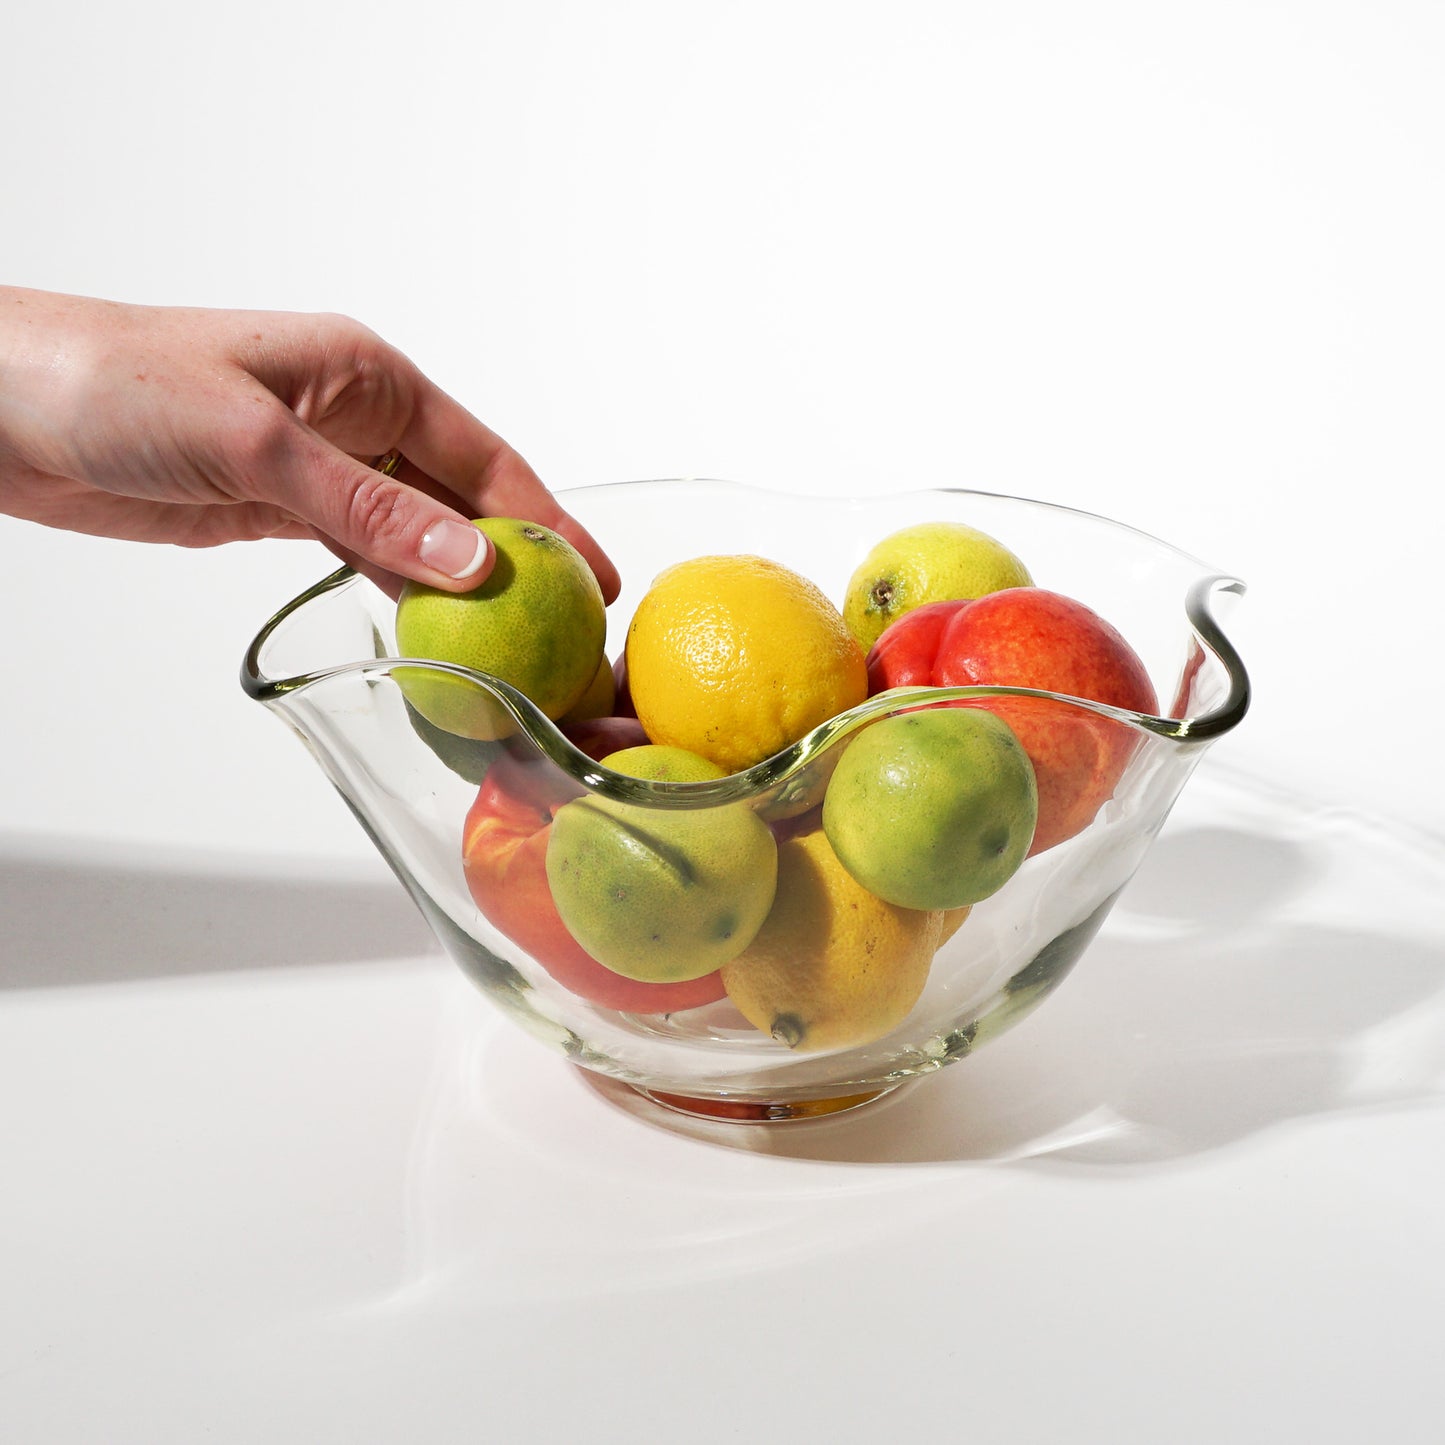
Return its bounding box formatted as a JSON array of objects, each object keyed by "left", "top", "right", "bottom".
[
  {"left": 589, "top": 813, "right": 1445, "bottom": 1170},
  {"left": 0, "top": 833, "right": 435, "bottom": 988}
]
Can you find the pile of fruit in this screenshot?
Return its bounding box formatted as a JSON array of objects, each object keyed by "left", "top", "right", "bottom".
[{"left": 395, "top": 514, "right": 1158, "bottom": 1052}]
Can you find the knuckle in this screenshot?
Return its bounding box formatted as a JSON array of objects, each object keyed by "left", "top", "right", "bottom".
[
  {"left": 345, "top": 470, "right": 411, "bottom": 543},
  {"left": 308, "top": 313, "right": 415, "bottom": 433},
  {"left": 313, "top": 310, "right": 386, "bottom": 360},
  {"left": 312, "top": 309, "right": 364, "bottom": 341}
]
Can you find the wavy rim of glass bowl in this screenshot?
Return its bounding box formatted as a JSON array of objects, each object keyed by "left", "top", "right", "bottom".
[{"left": 240, "top": 480, "right": 1251, "bottom": 810}]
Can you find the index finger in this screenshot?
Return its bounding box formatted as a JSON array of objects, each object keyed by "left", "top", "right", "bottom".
[{"left": 397, "top": 376, "right": 621, "bottom": 604}]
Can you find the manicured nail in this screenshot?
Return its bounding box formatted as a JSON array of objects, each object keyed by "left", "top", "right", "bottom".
[{"left": 420, "top": 520, "right": 488, "bottom": 579}]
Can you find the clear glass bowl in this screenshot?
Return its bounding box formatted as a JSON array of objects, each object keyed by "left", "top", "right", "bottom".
[{"left": 241, "top": 479, "right": 1249, "bottom": 1121}]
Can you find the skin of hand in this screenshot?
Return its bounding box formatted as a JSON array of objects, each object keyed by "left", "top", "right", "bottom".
[{"left": 0, "top": 286, "right": 620, "bottom": 602}]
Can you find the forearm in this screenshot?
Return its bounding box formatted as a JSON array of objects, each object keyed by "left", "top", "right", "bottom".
[{"left": 0, "top": 286, "right": 618, "bottom": 597}]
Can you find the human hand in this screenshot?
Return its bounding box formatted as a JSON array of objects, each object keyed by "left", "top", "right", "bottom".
[{"left": 0, "top": 287, "right": 620, "bottom": 601}]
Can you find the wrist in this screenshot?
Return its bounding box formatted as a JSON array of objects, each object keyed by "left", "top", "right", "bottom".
[
  {"left": 0, "top": 287, "right": 107, "bottom": 476},
  {"left": 0, "top": 288, "right": 37, "bottom": 468}
]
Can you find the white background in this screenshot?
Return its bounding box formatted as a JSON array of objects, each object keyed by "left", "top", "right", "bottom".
[{"left": 3, "top": 4, "right": 1443, "bottom": 1441}]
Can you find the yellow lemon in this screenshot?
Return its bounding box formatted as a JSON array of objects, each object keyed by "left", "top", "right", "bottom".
[
  {"left": 721, "top": 829, "right": 952, "bottom": 1052},
  {"left": 625, "top": 555, "right": 868, "bottom": 774},
  {"left": 395, "top": 518, "right": 606, "bottom": 740},
  {"left": 843, "top": 520, "right": 1033, "bottom": 652},
  {"left": 940, "top": 906, "right": 971, "bottom": 944}
]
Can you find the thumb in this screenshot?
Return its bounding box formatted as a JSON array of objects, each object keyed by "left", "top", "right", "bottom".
[
  {"left": 378, "top": 446, "right": 498, "bottom": 588},
  {"left": 270, "top": 438, "right": 495, "bottom": 594}
]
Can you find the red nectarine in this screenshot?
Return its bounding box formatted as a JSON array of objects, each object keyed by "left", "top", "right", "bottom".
[{"left": 866, "top": 588, "right": 1157, "bottom": 854}]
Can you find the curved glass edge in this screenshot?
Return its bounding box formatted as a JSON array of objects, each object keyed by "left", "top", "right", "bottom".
[
  {"left": 562, "top": 475, "right": 1232, "bottom": 576},
  {"left": 1176, "top": 574, "right": 1251, "bottom": 741},
  {"left": 239, "top": 564, "right": 354, "bottom": 702},
  {"left": 240, "top": 522, "right": 1250, "bottom": 811}
]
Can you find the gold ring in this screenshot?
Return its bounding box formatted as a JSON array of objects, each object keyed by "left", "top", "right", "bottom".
[{"left": 372, "top": 448, "right": 404, "bottom": 476}]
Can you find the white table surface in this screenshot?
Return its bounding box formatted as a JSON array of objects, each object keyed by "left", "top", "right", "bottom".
[{"left": 3, "top": 5, "right": 1443, "bottom": 1441}]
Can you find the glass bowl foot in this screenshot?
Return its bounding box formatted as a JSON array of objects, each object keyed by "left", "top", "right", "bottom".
[{"left": 632, "top": 1084, "right": 898, "bottom": 1123}]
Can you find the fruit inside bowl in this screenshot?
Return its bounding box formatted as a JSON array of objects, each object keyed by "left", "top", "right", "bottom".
[{"left": 241, "top": 479, "right": 1249, "bottom": 1122}]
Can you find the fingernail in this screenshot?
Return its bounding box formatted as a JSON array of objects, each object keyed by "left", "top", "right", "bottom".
[{"left": 420, "top": 520, "right": 488, "bottom": 579}]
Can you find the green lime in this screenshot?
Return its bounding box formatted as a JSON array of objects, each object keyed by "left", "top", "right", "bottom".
[
  {"left": 395, "top": 518, "right": 606, "bottom": 740},
  {"left": 822, "top": 708, "right": 1038, "bottom": 909},
  {"left": 546, "top": 791, "right": 776, "bottom": 984}
]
